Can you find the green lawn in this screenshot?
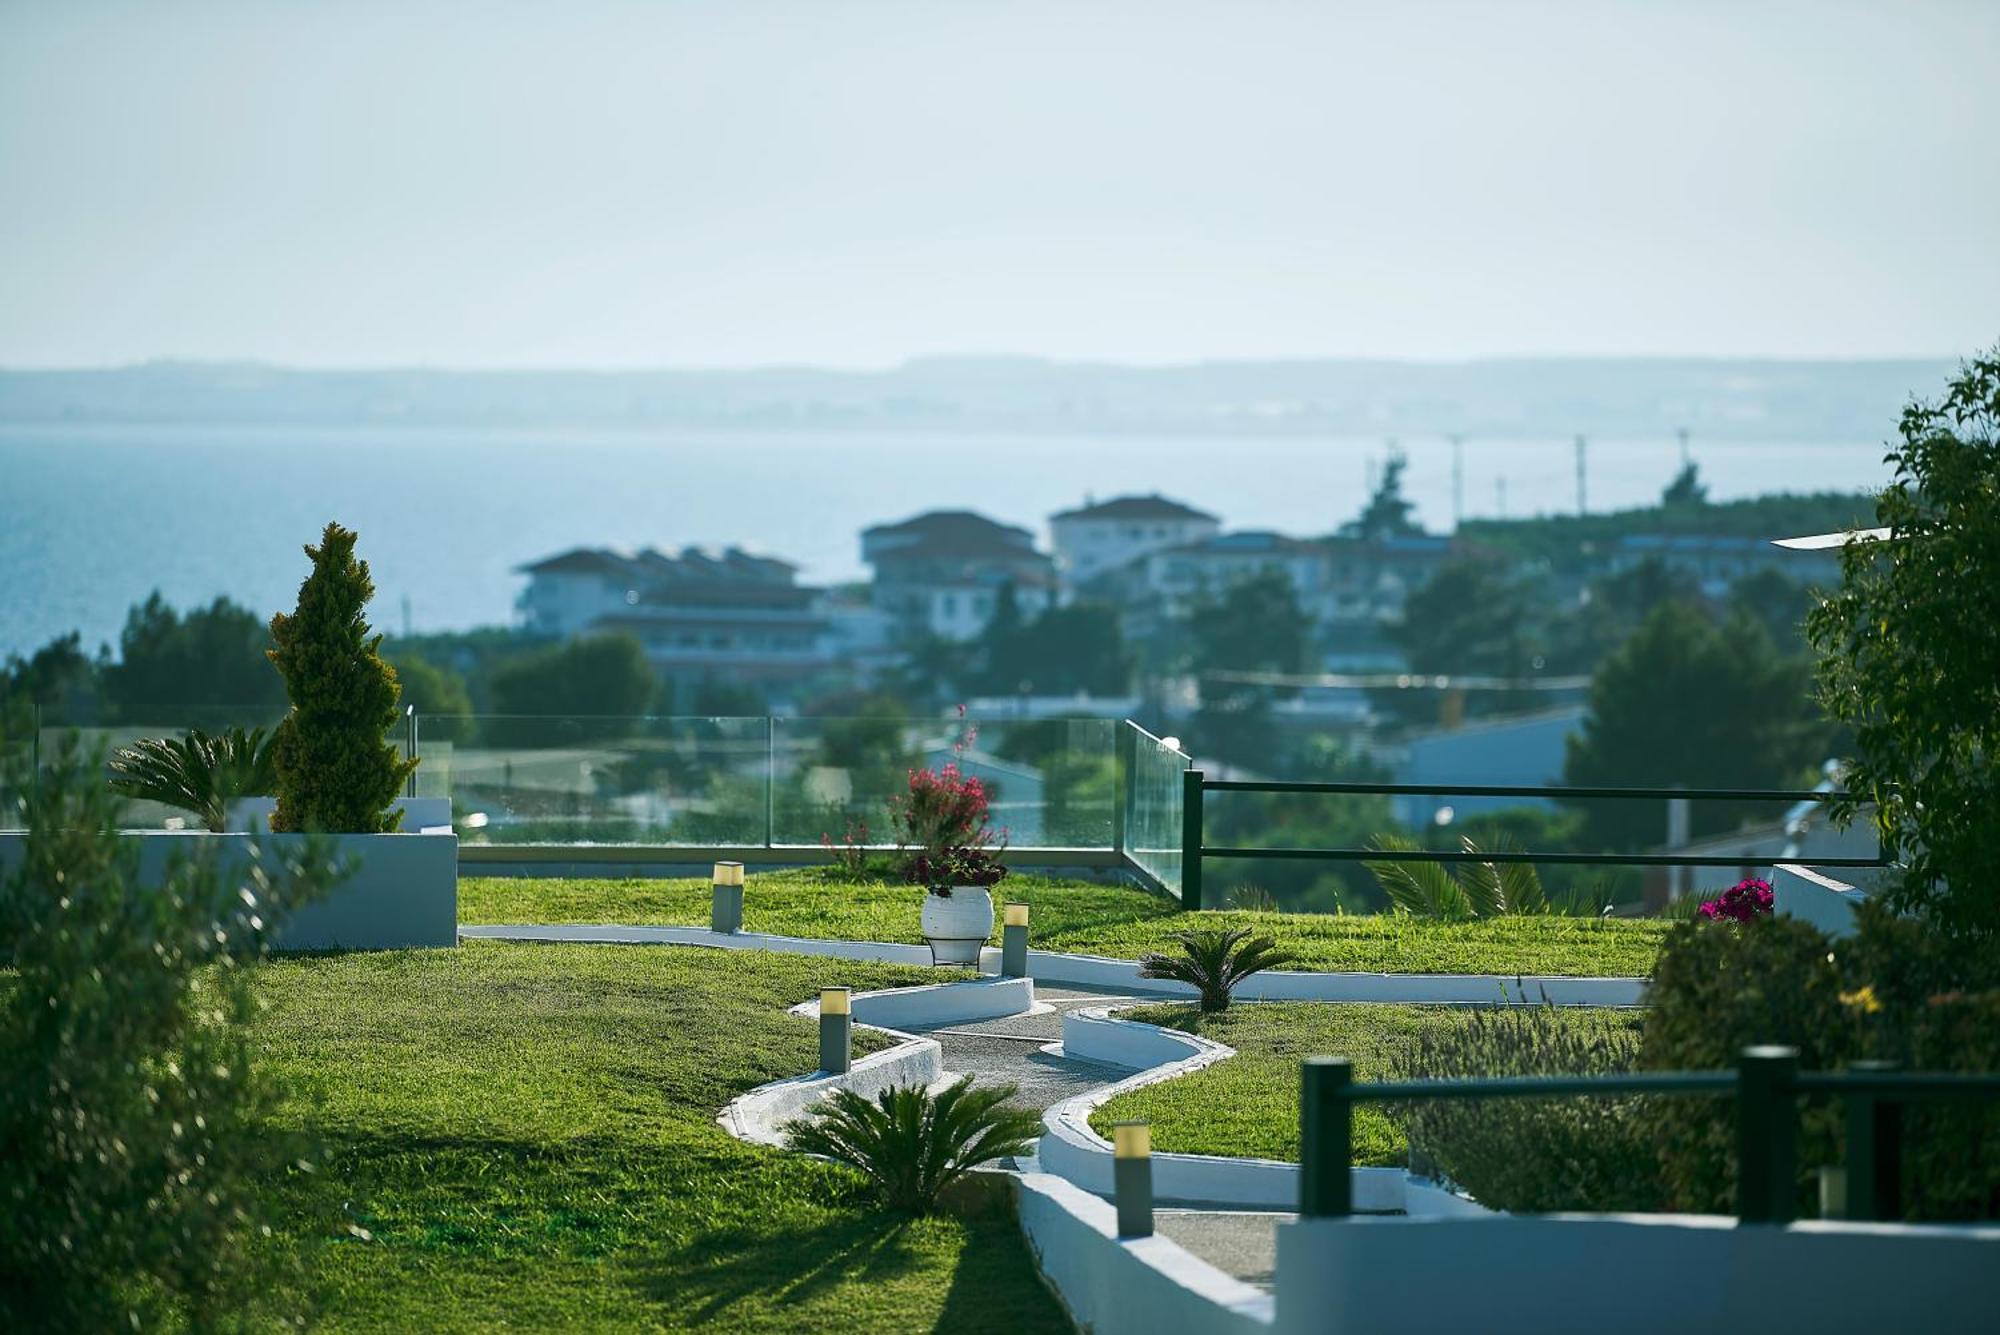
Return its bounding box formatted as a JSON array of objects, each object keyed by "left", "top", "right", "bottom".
[
  {"left": 461, "top": 870, "right": 1668, "bottom": 977},
  {"left": 252, "top": 941, "right": 1072, "bottom": 1332},
  {"left": 1089, "top": 1002, "right": 1645, "bottom": 1166}
]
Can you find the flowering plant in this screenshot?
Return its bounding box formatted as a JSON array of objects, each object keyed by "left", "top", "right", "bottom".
[
  {"left": 893, "top": 709, "right": 1008, "bottom": 895},
  {"left": 1696, "top": 877, "right": 1775, "bottom": 924}
]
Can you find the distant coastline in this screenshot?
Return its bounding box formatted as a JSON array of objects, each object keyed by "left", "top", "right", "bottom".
[{"left": 0, "top": 355, "right": 1956, "bottom": 442}]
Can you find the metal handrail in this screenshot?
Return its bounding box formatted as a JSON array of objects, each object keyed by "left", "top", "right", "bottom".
[
  {"left": 1300, "top": 1050, "right": 1999, "bottom": 1225},
  {"left": 1177, "top": 767, "right": 1886, "bottom": 910}
]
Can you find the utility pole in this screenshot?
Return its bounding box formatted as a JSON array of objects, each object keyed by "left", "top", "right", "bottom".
[
  {"left": 1449, "top": 434, "right": 1465, "bottom": 528},
  {"left": 402, "top": 594, "right": 413, "bottom": 639},
  {"left": 1574, "top": 435, "right": 1588, "bottom": 515},
  {"left": 1677, "top": 427, "right": 1691, "bottom": 468},
  {"left": 1496, "top": 475, "right": 1508, "bottom": 519}
]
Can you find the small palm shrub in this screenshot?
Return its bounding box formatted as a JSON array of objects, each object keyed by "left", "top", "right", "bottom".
[
  {"left": 1137, "top": 927, "right": 1295, "bottom": 1013},
  {"left": 1363, "top": 834, "right": 1550, "bottom": 919},
  {"left": 266, "top": 523, "right": 417, "bottom": 832},
  {"left": 784, "top": 1075, "right": 1041, "bottom": 1214},
  {"left": 106, "top": 725, "right": 275, "bottom": 832}
]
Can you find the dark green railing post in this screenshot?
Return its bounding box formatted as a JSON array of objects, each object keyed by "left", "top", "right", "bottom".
[
  {"left": 1737, "top": 1045, "right": 1799, "bottom": 1224},
  {"left": 1300, "top": 1057, "right": 1353, "bottom": 1217},
  {"left": 1844, "top": 1060, "right": 1903, "bottom": 1221},
  {"left": 1180, "top": 767, "right": 1204, "bottom": 910}
]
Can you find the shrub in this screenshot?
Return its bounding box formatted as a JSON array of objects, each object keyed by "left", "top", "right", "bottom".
[
  {"left": 1640, "top": 914, "right": 1853, "bottom": 1214},
  {"left": 0, "top": 737, "right": 342, "bottom": 1328},
  {"left": 784, "top": 1075, "right": 1041, "bottom": 1214},
  {"left": 1137, "top": 927, "right": 1295, "bottom": 1013},
  {"left": 1392, "top": 1007, "right": 1665, "bottom": 1213},
  {"left": 106, "top": 724, "right": 276, "bottom": 832},
  {"left": 266, "top": 523, "right": 418, "bottom": 832}
]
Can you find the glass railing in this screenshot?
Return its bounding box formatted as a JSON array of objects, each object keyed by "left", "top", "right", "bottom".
[
  {"left": 13, "top": 708, "right": 1128, "bottom": 850},
  {"left": 1122, "top": 720, "right": 1188, "bottom": 896}
]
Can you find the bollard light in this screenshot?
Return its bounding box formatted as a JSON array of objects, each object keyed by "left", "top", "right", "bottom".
[
  {"left": 711, "top": 860, "right": 746, "bottom": 934},
  {"left": 1818, "top": 1166, "right": 1848, "bottom": 1220},
  {"left": 1001, "top": 902, "right": 1030, "bottom": 978},
  {"left": 1113, "top": 1121, "right": 1154, "bottom": 1238},
  {"left": 819, "top": 987, "right": 852, "bottom": 1075}
]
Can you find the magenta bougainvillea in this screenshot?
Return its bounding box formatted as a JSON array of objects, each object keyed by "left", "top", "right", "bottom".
[
  {"left": 1697, "top": 877, "right": 1776, "bottom": 923},
  {"left": 893, "top": 708, "right": 1009, "bottom": 892}
]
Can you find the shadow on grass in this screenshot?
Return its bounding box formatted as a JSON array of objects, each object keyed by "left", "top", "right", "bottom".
[{"left": 633, "top": 1213, "right": 926, "bottom": 1325}]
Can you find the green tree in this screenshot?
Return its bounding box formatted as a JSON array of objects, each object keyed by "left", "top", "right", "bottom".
[
  {"left": 2, "top": 631, "right": 103, "bottom": 723},
  {"left": 1662, "top": 461, "right": 1709, "bottom": 508},
  {"left": 486, "top": 633, "right": 658, "bottom": 744},
  {"left": 102, "top": 594, "right": 288, "bottom": 722},
  {"left": 1728, "top": 569, "right": 1815, "bottom": 657},
  {"left": 1808, "top": 351, "right": 2000, "bottom": 937},
  {"left": 386, "top": 651, "right": 476, "bottom": 742},
  {"left": 1386, "top": 559, "right": 1538, "bottom": 722},
  {"left": 978, "top": 599, "right": 1132, "bottom": 697},
  {"left": 1545, "top": 557, "right": 1701, "bottom": 675},
  {"left": 1563, "top": 601, "right": 1829, "bottom": 851},
  {"left": 266, "top": 523, "right": 418, "bottom": 832},
  {"left": 1342, "top": 449, "right": 1423, "bottom": 540},
  {"left": 1185, "top": 570, "right": 1308, "bottom": 767}
]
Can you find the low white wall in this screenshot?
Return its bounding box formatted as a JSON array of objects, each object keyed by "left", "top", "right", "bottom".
[
  {"left": 719, "top": 1029, "right": 943, "bottom": 1147},
  {"left": 1013, "top": 1171, "right": 1273, "bottom": 1335},
  {"left": 1774, "top": 862, "right": 1870, "bottom": 938},
  {"left": 227, "top": 796, "right": 451, "bottom": 833},
  {"left": 719, "top": 973, "right": 1037, "bottom": 1146},
  {"left": 1273, "top": 1213, "right": 2000, "bottom": 1335},
  {"left": 463, "top": 926, "right": 1647, "bottom": 1007},
  {"left": 0, "top": 830, "right": 457, "bottom": 951}
]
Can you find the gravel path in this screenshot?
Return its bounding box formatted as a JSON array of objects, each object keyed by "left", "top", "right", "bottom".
[{"left": 905, "top": 983, "right": 1134, "bottom": 1113}]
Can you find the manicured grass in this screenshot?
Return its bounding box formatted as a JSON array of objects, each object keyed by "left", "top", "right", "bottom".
[
  {"left": 460, "top": 870, "right": 1669, "bottom": 977},
  {"left": 1089, "top": 1002, "right": 1645, "bottom": 1166},
  {"left": 252, "top": 941, "right": 1072, "bottom": 1332}
]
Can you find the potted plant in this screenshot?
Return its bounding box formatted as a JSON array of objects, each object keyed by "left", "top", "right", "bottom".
[{"left": 894, "top": 759, "right": 1008, "bottom": 965}]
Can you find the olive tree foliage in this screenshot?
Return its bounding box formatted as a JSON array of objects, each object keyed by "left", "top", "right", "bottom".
[
  {"left": 1808, "top": 352, "right": 2000, "bottom": 937},
  {"left": 0, "top": 738, "right": 344, "bottom": 1329}
]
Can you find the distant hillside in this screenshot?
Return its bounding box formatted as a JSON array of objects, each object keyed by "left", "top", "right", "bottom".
[{"left": 0, "top": 356, "right": 1960, "bottom": 440}]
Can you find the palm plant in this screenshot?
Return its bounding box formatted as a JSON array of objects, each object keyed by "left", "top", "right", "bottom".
[
  {"left": 107, "top": 726, "right": 277, "bottom": 833},
  {"left": 1362, "top": 833, "right": 1551, "bottom": 919},
  {"left": 1136, "top": 927, "right": 1296, "bottom": 1013},
  {"left": 784, "top": 1075, "right": 1041, "bottom": 1214}
]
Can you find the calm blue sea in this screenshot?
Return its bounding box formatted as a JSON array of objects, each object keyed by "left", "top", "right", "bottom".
[{"left": 0, "top": 423, "right": 1889, "bottom": 659}]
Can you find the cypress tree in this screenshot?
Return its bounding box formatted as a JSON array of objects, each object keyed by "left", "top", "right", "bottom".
[{"left": 266, "top": 523, "right": 417, "bottom": 832}]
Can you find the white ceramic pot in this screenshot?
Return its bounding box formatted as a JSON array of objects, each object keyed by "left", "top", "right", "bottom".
[{"left": 920, "top": 886, "right": 994, "bottom": 966}]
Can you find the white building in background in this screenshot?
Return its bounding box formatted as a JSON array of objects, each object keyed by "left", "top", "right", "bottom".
[
  {"left": 514, "top": 544, "right": 835, "bottom": 689},
  {"left": 1051, "top": 494, "right": 1221, "bottom": 587},
  {"left": 861, "top": 510, "right": 1057, "bottom": 642},
  {"left": 1608, "top": 534, "right": 1840, "bottom": 599}
]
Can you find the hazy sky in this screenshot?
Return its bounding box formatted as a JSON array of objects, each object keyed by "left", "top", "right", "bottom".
[{"left": 3, "top": 1, "right": 1995, "bottom": 369}]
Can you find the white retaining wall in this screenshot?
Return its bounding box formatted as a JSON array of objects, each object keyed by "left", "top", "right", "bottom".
[
  {"left": 0, "top": 829, "right": 458, "bottom": 951},
  {"left": 1273, "top": 1212, "right": 2000, "bottom": 1335},
  {"left": 1014, "top": 1171, "right": 1273, "bottom": 1335}
]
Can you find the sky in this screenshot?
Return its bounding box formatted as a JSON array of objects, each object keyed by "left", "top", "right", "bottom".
[{"left": 2, "top": 0, "right": 1996, "bottom": 370}]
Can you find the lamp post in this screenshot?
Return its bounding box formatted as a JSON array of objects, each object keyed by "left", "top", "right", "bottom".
[
  {"left": 1001, "top": 902, "right": 1029, "bottom": 978},
  {"left": 1113, "top": 1121, "right": 1154, "bottom": 1238},
  {"left": 711, "top": 860, "right": 745, "bottom": 934},
  {"left": 819, "top": 987, "right": 852, "bottom": 1075}
]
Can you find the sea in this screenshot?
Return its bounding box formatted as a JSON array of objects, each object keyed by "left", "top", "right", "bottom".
[{"left": 0, "top": 423, "right": 1891, "bottom": 659}]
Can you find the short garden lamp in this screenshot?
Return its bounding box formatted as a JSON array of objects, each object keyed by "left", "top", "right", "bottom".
[
  {"left": 711, "top": 861, "right": 745, "bottom": 935},
  {"left": 1001, "top": 902, "right": 1030, "bottom": 978},
  {"left": 819, "top": 987, "right": 852, "bottom": 1075},
  {"left": 1113, "top": 1120, "right": 1153, "bottom": 1238}
]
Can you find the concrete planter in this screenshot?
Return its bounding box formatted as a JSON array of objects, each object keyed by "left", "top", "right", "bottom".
[
  {"left": 0, "top": 829, "right": 457, "bottom": 951},
  {"left": 920, "top": 885, "right": 993, "bottom": 965},
  {"left": 227, "top": 795, "right": 451, "bottom": 834}
]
